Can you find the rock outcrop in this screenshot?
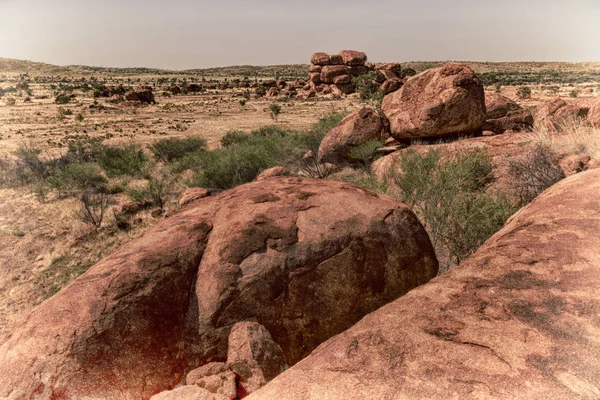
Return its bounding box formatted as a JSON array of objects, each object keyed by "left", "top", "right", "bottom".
[
  {"left": 227, "top": 322, "right": 288, "bottom": 393},
  {"left": 536, "top": 97, "right": 590, "bottom": 129},
  {"left": 0, "top": 178, "right": 437, "bottom": 399},
  {"left": 249, "top": 168, "right": 600, "bottom": 400},
  {"left": 318, "top": 107, "right": 390, "bottom": 164},
  {"left": 124, "top": 88, "right": 156, "bottom": 104},
  {"left": 306, "top": 52, "right": 406, "bottom": 97},
  {"left": 587, "top": 98, "right": 600, "bottom": 127},
  {"left": 307, "top": 50, "right": 373, "bottom": 96},
  {"left": 382, "top": 63, "right": 486, "bottom": 140},
  {"left": 482, "top": 93, "right": 533, "bottom": 134}
]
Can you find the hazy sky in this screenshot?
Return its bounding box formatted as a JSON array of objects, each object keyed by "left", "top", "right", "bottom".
[{"left": 1, "top": 0, "right": 599, "bottom": 69}]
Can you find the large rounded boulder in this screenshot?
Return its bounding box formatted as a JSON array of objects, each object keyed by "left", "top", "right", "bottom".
[
  {"left": 0, "top": 178, "right": 438, "bottom": 400},
  {"left": 249, "top": 168, "right": 600, "bottom": 400},
  {"left": 318, "top": 107, "right": 390, "bottom": 164},
  {"left": 382, "top": 63, "right": 486, "bottom": 140}
]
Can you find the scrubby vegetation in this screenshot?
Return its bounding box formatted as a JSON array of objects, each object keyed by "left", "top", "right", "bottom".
[
  {"left": 352, "top": 73, "right": 383, "bottom": 107},
  {"left": 392, "top": 148, "right": 519, "bottom": 269},
  {"left": 149, "top": 136, "right": 207, "bottom": 162}
]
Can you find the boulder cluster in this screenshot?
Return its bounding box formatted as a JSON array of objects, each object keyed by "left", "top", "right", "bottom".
[
  {"left": 153, "top": 321, "right": 288, "bottom": 399},
  {"left": 249, "top": 168, "right": 600, "bottom": 400},
  {"left": 0, "top": 177, "right": 437, "bottom": 399},
  {"left": 303, "top": 50, "right": 405, "bottom": 98},
  {"left": 317, "top": 62, "right": 539, "bottom": 164}
]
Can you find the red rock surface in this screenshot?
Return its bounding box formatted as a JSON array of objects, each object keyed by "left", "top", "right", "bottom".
[
  {"left": 382, "top": 63, "right": 486, "bottom": 139},
  {"left": 0, "top": 178, "right": 437, "bottom": 399},
  {"left": 318, "top": 107, "right": 389, "bottom": 164},
  {"left": 249, "top": 168, "right": 600, "bottom": 400}
]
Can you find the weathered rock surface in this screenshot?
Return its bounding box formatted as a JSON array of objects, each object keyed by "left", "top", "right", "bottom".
[
  {"left": 318, "top": 107, "right": 390, "bottom": 164},
  {"left": 0, "top": 178, "right": 437, "bottom": 399},
  {"left": 485, "top": 93, "right": 521, "bottom": 119},
  {"left": 338, "top": 50, "right": 367, "bottom": 66},
  {"left": 125, "top": 89, "right": 156, "bottom": 104},
  {"left": 536, "top": 97, "right": 590, "bottom": 129},
  {"left": 381, "top": 78, "right": 402, "bottom": 95},
  {"left": 255, "top": 166, "right": 287, "bottom": 181},
  {"left": 249, "top": 168, "right": 600, "bottom": 400},
  {"left": 150, "top": 385, "right": 218, "bottom": 400},
  {"left": 589, "top": 98, "right": 600, "bottom": 127},
  {"left": 179, "top": 187, "right": 211, "bottom": 207},
  {"left": 382, "top": 63, "right": 486, "bottom": 139},
  {"left": 320, "top": 65, "right": 352, "bottom": 84},
  {"left": 227, "top": 322, "right": 287, "bottom": 393},
  {"left": 310, "top": 52, "right": 330, "bottom": 66},
  {"left": 482, "top": 109, "right": 534, "bottom": 134}
]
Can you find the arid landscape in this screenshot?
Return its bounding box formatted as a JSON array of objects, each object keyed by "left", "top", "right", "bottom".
[{"left": 1, "top": 41, "right": 600, "bottom": 400}]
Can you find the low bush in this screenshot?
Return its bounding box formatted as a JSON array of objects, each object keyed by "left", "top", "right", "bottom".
[
  {"left": 349, "top": 139, "right": 384, "bottom": 168},
  {"left": 393, "top": 148, "right": 518, "bottom": 268},
  {"left": 97, "top": 144, "right": 147, "bottom": 177},
  {"left": 269, "top": 104, "right": 282, "bottom": 121},
  {"left": 516, "top": 86, "right": 532, "bottom": 99},
  {"left": 352, "top": 73, "right": 383, "bottom": 107},
  {"left": 221, "top": 130, "right": 250, "bottom": 148},
  {"left": 311, "top": 111, "right": 347, "bottom": 138},
  {"left": 149, "top": 136, "right": 207, "bottom": 162},
  {"left": 508, "top": 144, "right": 565, "bottom": 204}
]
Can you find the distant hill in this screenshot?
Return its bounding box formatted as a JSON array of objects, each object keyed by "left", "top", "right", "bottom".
[{"left": 2, "top": 58, "right": 600, "bottom": 84}]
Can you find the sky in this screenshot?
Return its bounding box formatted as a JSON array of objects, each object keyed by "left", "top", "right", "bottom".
[{"left": 1, "top": 0, "right": 599, "bottom": 69}]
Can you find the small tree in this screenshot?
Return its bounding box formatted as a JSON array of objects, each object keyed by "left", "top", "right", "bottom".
[
  {"left": 269, "top": 104, "right": 282, "bottom": 121},
  {"left": 77, "top": 190, "right": 110, "bottom": 229},
  {"left": 516, "top": 86, "right": 532, "bottom": 99}
]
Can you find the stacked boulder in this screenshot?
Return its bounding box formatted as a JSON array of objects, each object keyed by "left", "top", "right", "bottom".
[
  {"left": 307, "top": 51, "right": 407, "bottom": 98},
  {"left": 152, "top": 322, "right": 288, "bottom": 399},
  {"left": 308, "top": 50, "right": 371, "bottom": 96},
  {"left": 374, "top": 63, "right": 406, "bottom": 95},
  {"left": 482, "top": 93, "right": 533, "bottom": 134},
  {"left": 536, "top": 97, "right": 591, "bottom": 130}
]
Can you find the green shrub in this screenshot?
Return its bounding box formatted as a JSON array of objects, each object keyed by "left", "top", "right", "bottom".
[
  {"left": 149, "top": 136, "right": 207, "bottom": 162},
  {"left": 55, "top": 162, "right": 107, "bottom": 192},
  {"left": 269, "top": 104, "right": 282, "bottom": 121},
  {"left": 352, "top": 73, "right": 383, "bottom": 107},
  {"left": 77, "top": 190, "right": 109, "bottom": 229},
  {"left": 6, "top": 97, "right": 16, "bottom": 106},
  {"left": 65, "top": 138, "right": 104, "bottom": 163},
  {"left": 221, "top": 130, "right": 250, "bottom": 147},
  {"left": 400, "top": 68, "right": 417, "bottom": 78},
  {"left": 251, "top": 125, "right": 288, "bottom": 138},
  {"left": 55, "top": 94, "right": 71, "bottom": 104},
  {"left": 312, "top": 111, "right": 347, "bottom": 137},
  {"left": 332, "top": 169, "right": 388, "bottom": 194},
  {"left": 516, "top": 86, "right": 532, "bottom": 99},
  {"left": 508, "top": 144, "right": 565, "bottom": 204},
  {"left": 393, "top": 148, "right": 518, "bottom": 267},
  {"left": 349, "top": 139, "right": 384, "bottom": 168},
  {"left": 98, "top": 144, "right": 147, "bottom": 177}
]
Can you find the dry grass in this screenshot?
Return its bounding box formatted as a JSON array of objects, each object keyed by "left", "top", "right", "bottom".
[{"left": 527, "top": 118, "right": 600, "bottom": 159}]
